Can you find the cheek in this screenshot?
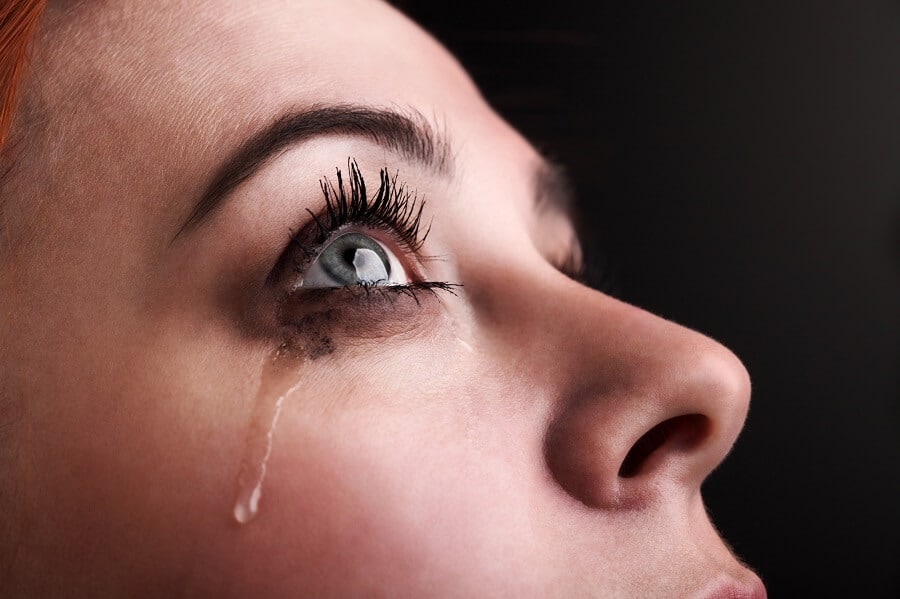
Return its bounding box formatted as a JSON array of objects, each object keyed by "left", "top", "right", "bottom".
[{"left": 204, "top": 345, "right": 554, "bottom": 596}]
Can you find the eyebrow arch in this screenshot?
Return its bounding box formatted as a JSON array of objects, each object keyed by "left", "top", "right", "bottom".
[{"left": 175, "top": 104, "right": 452, "bottom": 238}]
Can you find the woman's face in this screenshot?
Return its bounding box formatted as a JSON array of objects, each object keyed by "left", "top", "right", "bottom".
[{"left": 2, "top": 0, "right": 763, "bottom": 596}]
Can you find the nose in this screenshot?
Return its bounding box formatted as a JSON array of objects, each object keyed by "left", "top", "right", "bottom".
[
  {"left": 480, "top": 263, "right": 752, "bottom": 510},
  {"left": 546, "top": 277, "right": 751, "bottom": 509}
]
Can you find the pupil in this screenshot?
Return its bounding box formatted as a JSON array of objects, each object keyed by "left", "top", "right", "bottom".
[{"left": 343, "top": 248, "right": 357, "bottom": 265}]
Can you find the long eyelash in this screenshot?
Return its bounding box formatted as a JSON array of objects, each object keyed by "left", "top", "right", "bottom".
[{"left": 301, "top": 158, "right": 431, "bottom": 253}]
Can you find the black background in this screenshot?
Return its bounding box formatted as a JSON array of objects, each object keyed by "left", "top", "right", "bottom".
[{"left": 401, "top": 1, "right": 899, "bottom": 596}]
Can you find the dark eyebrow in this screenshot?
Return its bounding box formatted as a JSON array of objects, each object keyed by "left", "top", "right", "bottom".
[{"left": 175, "top": 104, "right": 452, "bottom": 237}]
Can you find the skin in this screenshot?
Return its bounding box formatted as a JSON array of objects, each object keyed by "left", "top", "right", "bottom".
[{"left": 0, "top": 0, "right": 764, "bottom": 596}]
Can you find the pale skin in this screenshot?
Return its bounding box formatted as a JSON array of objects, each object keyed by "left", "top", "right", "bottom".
[{"left": 0, "top": 1, "right": 764, "bottom": 596}]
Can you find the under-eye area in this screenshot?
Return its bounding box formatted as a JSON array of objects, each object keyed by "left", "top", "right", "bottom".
[{"left": 276, "top": 281, "right": 459, "bottom": 357}]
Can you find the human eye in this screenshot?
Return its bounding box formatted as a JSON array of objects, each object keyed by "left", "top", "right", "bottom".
[
  {"left": 299, "top": 230, "right": 408, "bottom": 288},
  {"left": 268, "top": 159, "right": 458, "bottom": 348},
  {"left": 290, "top": 159, "right": 423, "bottom": 291}
]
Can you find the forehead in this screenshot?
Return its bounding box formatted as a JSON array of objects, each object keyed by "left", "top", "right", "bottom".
[
  {"left": 35, "top": 0, "right": 474, "bottom": 123},
  {"left": 15, "top": 0, "right": 480, "bottom": 225}
]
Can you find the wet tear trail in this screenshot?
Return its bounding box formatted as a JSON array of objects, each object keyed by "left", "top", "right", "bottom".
[{"left": 232, "top": 347, "right": 305, "bottom": 524}]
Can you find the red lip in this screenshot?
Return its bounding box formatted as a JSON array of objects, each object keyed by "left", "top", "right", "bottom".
[{"left": 701, "top": 574, "right": 767, "bottom": 599}]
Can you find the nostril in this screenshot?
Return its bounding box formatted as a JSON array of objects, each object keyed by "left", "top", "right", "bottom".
[{"left": 618, "top": 414, "right": 709, "bottom": 478}]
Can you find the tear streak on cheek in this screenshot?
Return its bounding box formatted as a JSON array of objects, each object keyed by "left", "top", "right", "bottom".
[
  {"left": 232, "top": 348, "right": 305, "bottom": 525},
  {"left": 232, "top": 287, "right": 447, "bottom": 525}
]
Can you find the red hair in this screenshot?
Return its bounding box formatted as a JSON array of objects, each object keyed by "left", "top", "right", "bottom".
[{"left": 0, "top": 0, "right": 48, "bottom": 152}]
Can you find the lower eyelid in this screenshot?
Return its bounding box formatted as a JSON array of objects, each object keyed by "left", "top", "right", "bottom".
[{"left": 275, "top": 284, "right": 453, "bottom": 357}]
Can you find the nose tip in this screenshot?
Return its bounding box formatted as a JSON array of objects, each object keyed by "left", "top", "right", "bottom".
[{"left": 544, "top": 320, "right": 752, "bottom": 510}]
